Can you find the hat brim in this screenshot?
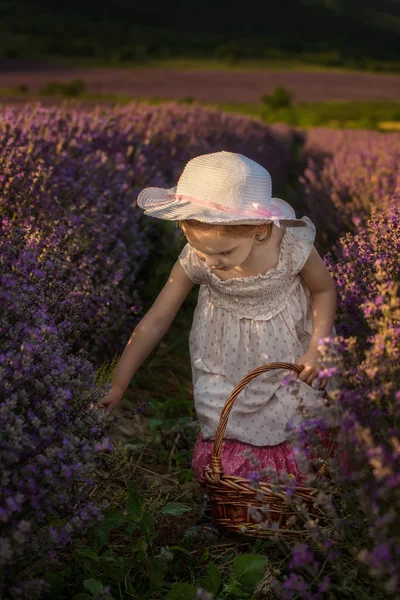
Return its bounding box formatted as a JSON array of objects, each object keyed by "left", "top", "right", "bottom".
[{"left": 136, "top": 185, "right": 307, "bottom": 227}]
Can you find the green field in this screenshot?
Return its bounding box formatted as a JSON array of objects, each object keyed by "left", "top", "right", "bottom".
[
  {"left": 23, "top": 55, "right": 400, "bottom": 75},
  {"left": 2, "top": 85, "right": 400, "bottom": 131}
]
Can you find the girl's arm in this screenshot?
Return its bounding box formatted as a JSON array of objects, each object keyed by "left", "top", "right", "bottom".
[
  {"left": 296, "top": 247, "right": 337, "bottom": 385},
  {"left": 104, "top": 261, "right": 195, "bottom": 405}
]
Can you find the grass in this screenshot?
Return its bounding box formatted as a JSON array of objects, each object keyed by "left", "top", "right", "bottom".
[
  {"left": 2, "top": 86, "right": 400, "bottom": 131},
  {"left": 209, "top": 100, "right": 400, "bottom": 129},
  {"left": 13, "top": 54, "right": 400, "bottom": 75},
  {"left": 114, "top": 222, "right": 198, "bottom": 484}
]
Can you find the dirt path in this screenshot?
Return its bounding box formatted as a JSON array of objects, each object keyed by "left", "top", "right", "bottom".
[{"left": 1, "top": 62, "right": 400, "bottom": 103}]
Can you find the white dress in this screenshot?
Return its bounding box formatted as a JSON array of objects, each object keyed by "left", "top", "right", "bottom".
[{"left": 178, "top": 217, "right": 340, "bottom": 446}]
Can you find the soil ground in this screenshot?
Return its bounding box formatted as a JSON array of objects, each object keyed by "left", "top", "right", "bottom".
[{"left": 1, "top": 60, "right": 400, "bottom": 103}]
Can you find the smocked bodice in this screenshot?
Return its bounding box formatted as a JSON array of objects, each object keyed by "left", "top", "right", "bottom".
[{"left": 178, "top": 218, "right": 316, "bottom": 320}]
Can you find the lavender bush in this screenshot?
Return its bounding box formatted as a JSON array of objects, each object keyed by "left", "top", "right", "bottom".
[
  {"left": 0, "top": 101, "right": 295, "bottom": 598},
  {"left": 0, "top": 218, "right": 114, "bottom": 599},
  {"left": 0, "top": 102, "right": 294, "bottom": 366},
  {"left": 239, "top": 130, "right": 400, "bottom": 598},
  {"left": 298, "top": 128, "right": 400, "bottom": 250},
  {"left": 267, "top": 199, "right": 400, "bottom": 596}
]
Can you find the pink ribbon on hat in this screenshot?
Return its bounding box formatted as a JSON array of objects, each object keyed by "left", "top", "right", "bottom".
[{"left": 165, "top": 192, "right": 283, "bottom": 226}]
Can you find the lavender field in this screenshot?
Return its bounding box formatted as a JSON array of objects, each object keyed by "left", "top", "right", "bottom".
[{"left": 0, "top": 101, "right": 399, "bottom": 600}]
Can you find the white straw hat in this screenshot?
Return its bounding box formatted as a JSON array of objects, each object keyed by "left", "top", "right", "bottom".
[{"left": 136, "top": 151, "right": 306, "bottom": 227}]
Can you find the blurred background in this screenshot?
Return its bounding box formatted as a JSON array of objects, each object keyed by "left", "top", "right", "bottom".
[{"left": 1, "top": 0, "right": 400, "bottom": 128}]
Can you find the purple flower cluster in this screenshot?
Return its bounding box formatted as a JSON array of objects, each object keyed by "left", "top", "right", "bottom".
[
  {"left": 324, "top": 197, "right": 400, "bottom": 342},
  {"left": 275, "top": 130, "right": 400, "bottom": 597},
  {"left": 0, "top": 102, "right": 295, "bottom": 366},
  {"left": 0, "top": 101, "right": 294, "bottom": 598},
  {"left": 321, "top": 197, "right": 400, "bottom": 594},
  {"left": 0, "top": 218, "right": 111, "bottom": 599},
  {"left": 299, "top": 127, "right": 400, "bottom": 249}
]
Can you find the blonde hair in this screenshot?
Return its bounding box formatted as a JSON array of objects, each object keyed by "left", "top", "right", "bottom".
[{"left": 177, "top": 219, "right": 273, "bottom": 244}]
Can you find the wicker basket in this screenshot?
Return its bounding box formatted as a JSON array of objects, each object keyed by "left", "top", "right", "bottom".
[{"left": 202, "top": 362, "right": 340, "bottom": 540}]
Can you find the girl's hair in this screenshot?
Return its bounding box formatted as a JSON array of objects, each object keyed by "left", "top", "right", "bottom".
[{"left": 177, "top": 219, "right": 273, "bottom": 244}]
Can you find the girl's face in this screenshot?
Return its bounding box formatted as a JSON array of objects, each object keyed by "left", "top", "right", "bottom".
[{"left": 184, "top": 228, "right": 257, "bottom": 271}]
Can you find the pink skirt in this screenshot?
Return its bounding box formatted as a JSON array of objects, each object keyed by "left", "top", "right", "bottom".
[{"left": 192, "top": 429, "right": 351, "bottom": 486}]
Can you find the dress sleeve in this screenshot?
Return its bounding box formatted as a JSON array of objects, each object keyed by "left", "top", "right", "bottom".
[
  {"left": 286, "top": 216, "right": 316, "bottom": 275},
  {"left": 178, "top": 243, "right": 208, "bottom": 284}
]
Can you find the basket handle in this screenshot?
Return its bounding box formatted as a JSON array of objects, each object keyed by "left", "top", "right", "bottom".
[{"left": 210, "top": 362, "right": 331, "bottom": 479}]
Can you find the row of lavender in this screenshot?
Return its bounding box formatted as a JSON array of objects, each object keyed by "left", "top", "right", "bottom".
[
  {"left": 299, "top": 127, "right": 400, "bottom": 250},
  {"left": 0, "top": 102, "right": 295, "bottom": 599},
  {"left": 272, "top": 131, "right": 400, "bottom": 599}
]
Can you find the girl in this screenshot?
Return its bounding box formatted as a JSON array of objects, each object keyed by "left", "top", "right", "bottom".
[{"left": 101, "top": 151, "right": 349, "bottom": 537}]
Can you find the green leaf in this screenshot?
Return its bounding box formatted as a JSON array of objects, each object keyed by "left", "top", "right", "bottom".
[
  {"left": 148, "top": 418, "right": 163, "bottom": 428},
  {"left": 76, "top": 547, "right": 98, "bottom": 559},
  {"left": 102, "top": 507, "right": 126, "bottom": 529},
  {"left": 164, "top": 583, "right": 197, "bottom": 600},
  {"left": 100, "top": 548, "right": 118, "bottom": 560},
  {"left": 129, "top": 535, "right": 148, "bottom": 553},
  {"left": 47, "top": 518, "right": 64, "bottom": 526},
  {"left": 139, "top": 511, "right": 154, "bottom": 534},
  {"left": 233, "top": 554, "right": 268, "bottom": 593},
  {"left": 221, "top": 551, "right": 235, "bottom": 563},
  {"left": 201, "top": 549, "right": 210, "bottom": 561},
  {"left": 227, "top": 581, "right": 249, "bottom": 599},
  {"left": 83, "top": 578, "right": 104, "bottom": 595},
  {"left": 202, "top": 562, "right": 222, "bottom": 594},
  {"left": 251, "top": 539, "right": 263, "bottom": 553},
  {"left": 160, "top": 502, "right": 192, "bottom": 516},
  {"left": 124, "top": 523, "right": 136, "bottom": 540},
  {"left": 72, "top": 594, "right": 91, "bottom": 600},
  {"left": 45, "top": 572, "right": 65, "bottom": 595},
  {"left": 149, "top": 557, "right": 168, "bottom": 588},
  {"left": 125, "top": 482, "right": 143, "bottom": 518},
  {"left": 92, "top": 525, "right": 109, "bottom": 550},
  {"left": 169, "top": 545, "right": 193, "bottom": 557}
]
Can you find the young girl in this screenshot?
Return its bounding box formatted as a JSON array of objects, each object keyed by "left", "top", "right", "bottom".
[{"left": 101, "top": 151, "right": 349, "bottom": 535}]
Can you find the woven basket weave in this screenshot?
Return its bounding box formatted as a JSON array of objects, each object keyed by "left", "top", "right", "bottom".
[{"left": 202, "top": 362, "right": 340, "bottom": 540}]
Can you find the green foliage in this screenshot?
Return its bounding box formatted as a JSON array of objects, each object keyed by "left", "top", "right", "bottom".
[
  {"left": 41, "top": 478, "right": 273, "bottom": 600},
  {"left": 164, "top": 555, "right": 267, "bottom": 599},
  {"left": 94, "top": 351, "right": 121, "bottom": 389},
  {"left": 40, "top": 447, "right": 272, "bottom": 600},
  {"left": 2, "top": 0, "right": 400, "bottom": 68},
  {"left": 202, "top": 562, "right": 222, "bottom": 595},
  {"left": 14, "top": 83, "right": 29, "bottom": 94},
  {"left": 165, "top": 584, "right": 197, "bottom": 600},
  {"left": 160, "top": 503, "right": 193, "bottom": 516},
  {"left": 214, "top": 43, "right": 243, "bottom": 65},
  {"left": 261, "top": 86, "right": 294, "bottom": 109},
  {"left": 41, "top": 79, "right": 86, "bottom": 97},
  {"left": 231, "top": 555, "right": 268, "bottom": 595},
  {"left": 213, "top": 99, "right": 400, "bottom": 129},
  {"left": 178, "top": 96, "right": 195, "bottom": 104},
  {"left": 69, "top": 351, "right": 120, "bottom": 412},
  {"left": 42, "top": 481, "right": 198, "bottom": 599},
  {"left": 83, "top": 579, "right": 105, "bottom": 595}
]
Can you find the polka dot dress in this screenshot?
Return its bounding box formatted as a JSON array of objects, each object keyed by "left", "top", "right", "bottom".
[{"left": 178, "top": 217, "right": 343, "bottom": 482}]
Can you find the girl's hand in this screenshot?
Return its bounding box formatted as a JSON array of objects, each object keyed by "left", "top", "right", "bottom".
[
  {"left": 100, "top": 386, "right": 123, "bottom": 413},
  {"left": 296, "top": 349, "right": 327, "bottom": 390}
]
